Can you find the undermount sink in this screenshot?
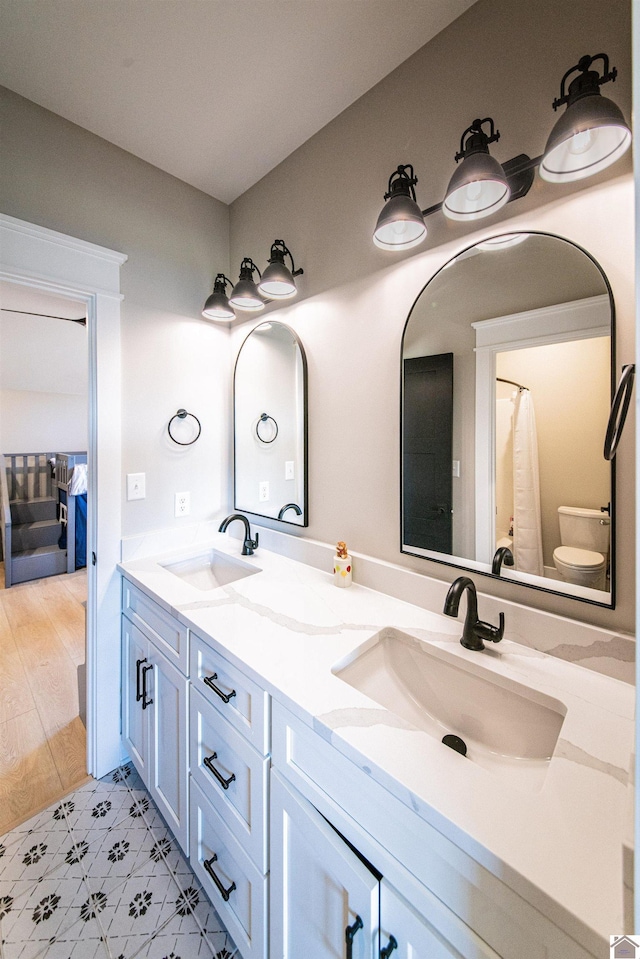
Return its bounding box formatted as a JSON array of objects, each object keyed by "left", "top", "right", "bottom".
[
  {"left": 333, "top": 627, "right": 566, "bottom": 790},
  {"left": 160, "top": 548, "right": 260, "bottom": 591}
]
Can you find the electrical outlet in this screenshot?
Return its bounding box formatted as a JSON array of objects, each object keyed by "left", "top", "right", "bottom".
[
  {"left": 259, "top": 481, "right": 269, "bottom": 502},
  {"left": 127, "top": 473, "right": 146, "bottom": 501},
  {"left": 175, "top": 491, "right": 191, "bottom": 517},
  {"left": 285, "top": 460, "right": 295, "bottom": 480}
]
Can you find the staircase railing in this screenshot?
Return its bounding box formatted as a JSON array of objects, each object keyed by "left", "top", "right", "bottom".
[{"left": 1, "top": 454, "right": 12, "bottom": 587}]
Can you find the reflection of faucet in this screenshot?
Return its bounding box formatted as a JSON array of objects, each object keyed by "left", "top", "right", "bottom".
[
  {"left": 492, "top": 546, "right": 514, "bottom": 576},
  {"left": 218, "top": 513, "right": 259, "bottom": 555},
  {"left": 278, "top": 503, "right": 302, "bottom": 519},
  {"left": 443, "top": 576, "right": 504, "bottom": 652}
]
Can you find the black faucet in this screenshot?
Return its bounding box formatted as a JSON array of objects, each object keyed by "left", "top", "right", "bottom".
[
  {"left": 218, "top": 513, "right": 259, "bottom": 555},
  {"left": 491, "top": 546, "right": 514, "bottom": 576},
  {"left": 443, "top": 576, "right": 504, "bottom": 651},
  {"left": 277, "top": 503, "right": 302, "bottom": 519}
]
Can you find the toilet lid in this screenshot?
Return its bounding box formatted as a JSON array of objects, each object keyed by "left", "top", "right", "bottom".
[{"left": 554, "top": 545, "right": 605, "bottom": 570}]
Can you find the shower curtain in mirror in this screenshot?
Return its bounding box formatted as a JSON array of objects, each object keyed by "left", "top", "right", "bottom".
[{"left": 512, "top": 389, "right": 543, "bottom": 576}]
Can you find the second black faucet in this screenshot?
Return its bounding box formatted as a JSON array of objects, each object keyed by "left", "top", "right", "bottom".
[
  {"left": 218, "top": 513, "right": 259, "bottom": 555},
  {"left": 443, "top": 576, "right": 504, "bottom": 651}
]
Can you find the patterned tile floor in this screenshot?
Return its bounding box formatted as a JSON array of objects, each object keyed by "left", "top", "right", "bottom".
[{"left": 0, "top": 764, "right": 240, "bottom": 959}]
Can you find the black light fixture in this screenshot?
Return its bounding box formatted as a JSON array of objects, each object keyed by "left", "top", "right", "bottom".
[
  {"left": 373, "top": 165, "right": 427, "bottom": 250},
  {"left": 229, "top": 258, "right": 265, "bottom": 312},
  {"left": 202, "top": 274, "right": 235, "bottom": 322},
  {"left": 443, "top": 118, "right": 510, "bottom": 221},
  {"left": 373, "top": 52, "right": 630, "bottom": 251},
  {"left": 258, "top": 240, "right": 304, "bottom": 299},
  {"left": 539, "top": 53, "right": 632, "bottom": 183}
]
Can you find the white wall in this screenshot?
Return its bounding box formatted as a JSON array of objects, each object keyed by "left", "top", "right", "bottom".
[{"left": 0, "top": 85, "right": 232, "bottom": 537}]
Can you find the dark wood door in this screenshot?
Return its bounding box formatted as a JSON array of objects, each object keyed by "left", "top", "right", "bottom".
[{"left": 402, "top": 353, "right": 453, "bottom": 553}]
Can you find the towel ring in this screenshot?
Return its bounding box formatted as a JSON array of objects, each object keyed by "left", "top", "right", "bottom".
[
  {"left": 168, "top": 409, "right": 202, "bottom": 446},
  {"left": 604, "top": 364, "right": 635, "bottom": 461},
  {"left": 256, "top": 413, "right": 278, "bottom": 444}
]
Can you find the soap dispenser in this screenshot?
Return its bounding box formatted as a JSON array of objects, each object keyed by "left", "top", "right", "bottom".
[{"left": 333, "top": 541, "right": 353, "bottom": 588}]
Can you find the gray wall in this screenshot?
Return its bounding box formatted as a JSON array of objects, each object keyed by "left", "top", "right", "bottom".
[
  {"left": 0, "top": 86, "right": 231, "bottom": 536},
  {"left": 229, "top": 0, "right": 635, "bottom": 634}
]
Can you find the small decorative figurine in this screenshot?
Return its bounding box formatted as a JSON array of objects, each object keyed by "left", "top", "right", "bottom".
[{"left": 333, "top": 541, "right": 353, "bottom": 588}]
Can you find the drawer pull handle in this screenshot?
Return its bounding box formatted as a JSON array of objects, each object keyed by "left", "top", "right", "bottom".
[
  {"left": 203, "top": 753, "right": 236, "bottom": 790},
  {"left": 380, "top": 935, "right": 398, "bottom": 958},
  {"left": 135, "top": 657, "right": 147, "bottom": 702},
  {"left": 203, "top": 673, "right": 236, "bottom": 704},
  {"left": 141, "top": 663, "right": 154, "bottom": 710},
  {"left": 203, "top": 853, "right": 236, "bottom": 901},
  {"left": 345, "top": 915, "right": 363, "bottom": 959}
]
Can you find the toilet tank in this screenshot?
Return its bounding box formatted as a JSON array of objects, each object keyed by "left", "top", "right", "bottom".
[{"left": 558, "top": 506, "right": 610, "bottom": 553}]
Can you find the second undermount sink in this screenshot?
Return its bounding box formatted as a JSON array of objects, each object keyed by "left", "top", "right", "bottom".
[
  {"left": 333, "top": 627, "right": 567, "bottom": 790},
  {"left": 160, "top": 548, "right": 260, "bottom": 591}
]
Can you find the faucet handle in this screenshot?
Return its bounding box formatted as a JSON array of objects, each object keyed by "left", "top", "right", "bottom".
[{"left": 476, "top": 611, "right": 504, "bottom": 644}]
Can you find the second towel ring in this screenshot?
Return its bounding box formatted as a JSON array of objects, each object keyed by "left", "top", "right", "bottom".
[
  {"left": 168, "top": 409, "right": 202, "bottom": 446},
  {"left": 256, "top": 413, "right": 278, "bottom": 444}
]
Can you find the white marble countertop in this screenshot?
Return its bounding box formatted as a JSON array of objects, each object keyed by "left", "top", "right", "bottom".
[{"left": 119, "top": 534, "right": 634, "bottom": 955}]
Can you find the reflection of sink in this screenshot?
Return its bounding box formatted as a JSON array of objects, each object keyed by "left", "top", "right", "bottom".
[
  {"left": 161, "top": 549, "right": 260, "bottom": 591},
  {"left": 333, "top": 627, "right": 566, "bottom": 790}
]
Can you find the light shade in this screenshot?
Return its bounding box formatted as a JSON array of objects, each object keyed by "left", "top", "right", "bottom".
[
  {"left": 443, "top": 152, "right": 510, "bottom": 221},
  {"left": 229, "top": 258, "right": 265, "bottom": 312},
  {"left": 202, "top": 274, "right": 235, "bottom": 321},
  {"left": 539, "top": 93, "right": 631, "bottom": 183},
  {"left": 258, "top": 241, "right": 302, "bottom": 299},
  {"left": 373, "top": 165, "right": 427, "bottom": 251}
]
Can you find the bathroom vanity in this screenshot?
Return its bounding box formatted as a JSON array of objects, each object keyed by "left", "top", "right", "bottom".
[{"left": 119, "top": 536, "right": 633, "bottom": 959}]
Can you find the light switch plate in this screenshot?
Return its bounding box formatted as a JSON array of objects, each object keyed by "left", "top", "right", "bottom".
[
  {"left": 127, "top": 473, "right": 146, "bottom": 501},
  {"left": 285, "top": 460, "right": 295, "bottom": 480}
]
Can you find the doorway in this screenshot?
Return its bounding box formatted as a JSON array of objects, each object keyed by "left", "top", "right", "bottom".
[{"left": 1, "top": 212, "right": 127, "bottom": 791}]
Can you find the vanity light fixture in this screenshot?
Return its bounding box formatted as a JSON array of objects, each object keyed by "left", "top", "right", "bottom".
[
  {"left": 373, "top": 52, "right": 630, "bottom": 251},
  {"left": 229, "top": 258, "right": 265, "bottom": 312},
  {"left": 258, "top": 240, "right": 304, "bottom": 299},
  {"left": 202, "top": 274, "right": 236, "bottom": 322},
  {"left": 539, "top": 53, "right": 632, "bottom": 183},
  {"left": 443, "top": 118, "right": 510, "bottom": 221},
  {"left": 373, "top": 165, "right": 427, "bottom": 250}
]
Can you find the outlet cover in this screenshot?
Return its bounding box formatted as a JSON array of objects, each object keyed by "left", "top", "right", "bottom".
[
  {"left": 259, "top": 481, "right": 269, "bottom": 502},
  {"left": 127, "top": 473, "right": 146, "bottom": 501},
  {"left": 175, "top": 491, "right": 191, "bottom": 517}
]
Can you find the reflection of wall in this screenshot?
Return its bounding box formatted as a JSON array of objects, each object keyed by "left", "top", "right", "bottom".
[
  {"left": 495, "top": 394, "right": 514, "bottom": 543},
  {"left": 496, "top": 338, "right": 610, "bottom": 568},
  {"left": 0, "top": 308, "right": 87, "bottom": 452},
  {"left": 235, "top": 326, "right": 304, "bottom": 518}
]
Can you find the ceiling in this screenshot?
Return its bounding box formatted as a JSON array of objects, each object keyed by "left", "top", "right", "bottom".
[{"left": 0, "top": 0, "right": 477, "bottom": 204}]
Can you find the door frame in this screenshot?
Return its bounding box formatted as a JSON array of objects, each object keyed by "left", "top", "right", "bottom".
[{"left": 1, "top": 212, "right": 127, "bottom": 778}]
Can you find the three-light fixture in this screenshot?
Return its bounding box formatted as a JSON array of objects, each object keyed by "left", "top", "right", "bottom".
[
  {"left": 202, "top": 240, "right": 303, "bottom": 322},
  {"left": 373, "top": 53, "right": 632, "bottom": 251}
]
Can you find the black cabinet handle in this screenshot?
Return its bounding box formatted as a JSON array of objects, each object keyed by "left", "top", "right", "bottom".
[
  {"left": 141, "top": 663, "right": 153, "bottom": 710},
  {"left": 203, "top": 752, "right": 236, "bottom": 790},
  {"left": 380, "top": 935, "right": 398, "bottom": 958},
  {"left": 345, "top": 915, "right": 363, "bottom": 959},
  {"left": 135, "top": 657, "right": 146, "bottom": 702},
  {"left": 203, "top": 853, "right": 236, "bottom": 901},
  {"left": 604, "top": 363, "right": 635, "bottom": 460},
  {"left": 203, "top": 672, "right": 236, "bottom": 704}
]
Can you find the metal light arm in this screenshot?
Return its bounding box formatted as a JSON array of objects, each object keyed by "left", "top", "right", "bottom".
[
  {"left": 269, "top": 240, "right": 304, "bottom": 278},
  {"left": 553, "top": 53, "right": 617, "bottom": 111},
  {"left": 384, "top": 164, "right": 419, "bottom": 202}
]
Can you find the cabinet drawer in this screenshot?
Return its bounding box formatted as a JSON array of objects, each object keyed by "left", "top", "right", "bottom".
[
  {"left": 122, "top": 578, "right": 188, "bottom": 673},
  {"left": 190, "top": 630, "right": 269, "bottom": 754},
  {"left": 190, "top": 686, "right": 268, "bottom": 873},
  {"left": 190, "top": 778, "right": 267, "bottom": 959}
]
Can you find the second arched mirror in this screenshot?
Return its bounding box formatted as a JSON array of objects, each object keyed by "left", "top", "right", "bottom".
[
  {"left": 234, "top": 321, "right": 308, "bottom": 526},
  {"left": 401, "top": 231, "right": 614, "bottom": 607}
]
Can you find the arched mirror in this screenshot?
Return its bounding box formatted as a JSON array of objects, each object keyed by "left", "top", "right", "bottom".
[
  {"left": 401, "top": 231, "right": 615, "bottom": 606},
  {"left": 234, "top": 321, "right": 308, "bottom": 525}
]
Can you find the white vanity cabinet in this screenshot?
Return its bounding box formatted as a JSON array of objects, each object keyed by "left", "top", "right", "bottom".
[
  {"left": 188, "top": 628, "right": 270, "bottom": 959},
  {"left": 121, "top": 582, "right": 189, "bottom": 853}
]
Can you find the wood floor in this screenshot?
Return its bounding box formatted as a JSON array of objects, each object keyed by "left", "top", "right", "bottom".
[{"left": 0, "top": 565, "right": 89, "bottom": 835}]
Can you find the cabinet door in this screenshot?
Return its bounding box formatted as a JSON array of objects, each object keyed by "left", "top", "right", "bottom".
[
  {"left": 121, "top": 617, "right": 150, "bottom": 786},
  {"left": 148, "top": 646, "right": 189, "bottom": 853},
  {"left": 380, "top": 880, "right": 500, "bottom": 959},
  {"left": 271, "top": 771, "right": 379, "bottom": 959}
]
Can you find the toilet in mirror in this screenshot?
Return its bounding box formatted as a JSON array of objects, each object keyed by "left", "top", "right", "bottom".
[
  {"left": 401, "top": 231, "right": 615, "bottom": 606},
  {"left": 234, "top": 321, "right": 308, "bottom": 526}
]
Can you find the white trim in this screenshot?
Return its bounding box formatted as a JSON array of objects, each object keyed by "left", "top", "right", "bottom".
[
  {"left": 1, "top": 213, "right": 127, "bottom": 778},
  {"left": 472, "top": 294, "right": 610, "bottom": 349}
]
